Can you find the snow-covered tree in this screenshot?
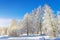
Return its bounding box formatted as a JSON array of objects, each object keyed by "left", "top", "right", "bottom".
[
  {"left": 25, "top": 13, "right": 29, "bottom": 36},
  {"left": 35, "top": 6, "right": 43, "bottom": 34},
  {"left": 43, "top": 4, "right": 57, "bottom": 37},
  {"left": 19, "top": 13, "right": 29, "bottom": 36},
  {"left": 19, "top": 12, "right": 36, "bottom": 36},
  {"left": 0, "top": 27, "right": 8, "bottom": 35},
  {"left": 4, "top": 4, "right": 59, "bottom": 37},
  {"left": 56, "top": 11, "right": 60, "bottom": 37},
  {"left": 7, "top": 19, "right": 18, "bottom": 37},
  {"left": 30, "top": 9, "right": 37, "bottom": 34}
]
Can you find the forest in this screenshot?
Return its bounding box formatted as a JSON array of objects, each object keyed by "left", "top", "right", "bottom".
[{"left": 0, "top": 4, "right": 60, "bottom": 37}]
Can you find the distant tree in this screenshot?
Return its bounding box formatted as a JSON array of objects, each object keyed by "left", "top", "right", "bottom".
[
  {"left": 4, "top": 27, "right": 8, "bottom": 35},
  {"left": 7, "top": 19, "right": 18, "bottom": 37}
]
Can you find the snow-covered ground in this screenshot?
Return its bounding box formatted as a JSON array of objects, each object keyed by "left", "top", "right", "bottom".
[
  {"left": 0, "top": 35, "right": 60, "bottom": 40},
  {"left": 0, "top": 35, "right": 47, "bottom": 40}
]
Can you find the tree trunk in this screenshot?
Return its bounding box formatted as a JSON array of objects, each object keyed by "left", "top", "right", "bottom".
[{"left": 40, "top": 23, "right": 42, "bottom": 35}]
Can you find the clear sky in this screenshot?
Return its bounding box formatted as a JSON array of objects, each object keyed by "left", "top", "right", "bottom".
[
  {"left": 0, "top": 0, "right": 60, "bottom": 19},
  {"left": 0, "top": 0, "right": 60, "bottom": 26}
]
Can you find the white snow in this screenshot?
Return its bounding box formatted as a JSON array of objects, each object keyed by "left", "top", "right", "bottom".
[
  {"left": 0, "top": 35, "right": 50, "bottom": 40},
  {"left": 0, "top": 35, "right": 60, "bottom": 40},
  {"left": 0, "top": 35, "right": 8, "bottom": 38}
]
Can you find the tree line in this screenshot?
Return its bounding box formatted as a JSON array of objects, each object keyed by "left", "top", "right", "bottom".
[{"left": 0, "top": 4, "right": 60, "bottom": 37}]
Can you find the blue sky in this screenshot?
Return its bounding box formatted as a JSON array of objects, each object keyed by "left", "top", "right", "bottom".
[
  {"left": 0, "top": 0, "right": 60, "bottom": 26},
  {"left": 0, "top": 0, "right": 60, "bottom": 19}
]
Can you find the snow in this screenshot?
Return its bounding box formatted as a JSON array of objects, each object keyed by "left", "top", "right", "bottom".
[
  {"left": 0, "top": 35, "right": 8, "bottom": 38},
  {"left": 0, "top": 35, "right": 60, "bottom": 40},
  {"left": 0, "top": 35, "right": 49, "bottom": 40},
  {"left": 8, "top": 37, "right": 41, "bottom": 40}
]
